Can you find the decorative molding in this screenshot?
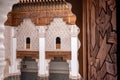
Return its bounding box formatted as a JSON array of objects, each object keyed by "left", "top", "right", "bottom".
[
  {"left": 17, "top": 50, "right": 75, "bottom": 66},
  {"left": 17, "top": 51, "right": 39, "bottom": 59},
  {"left": 5, "top": 13, "right": 76, "bottom": 26},
  {"left": 5, "top": 1, "right": 76, "bottom": 26},
  {"left": 46, "top": 51, "right": 71, "bottom": 60},
  {"left": 16, "top": 19, "right": 39, "bottom": 51},
  {"left": 19, "top": 0, "right": 66, "bottom": 3},
  {"left": 45, "top": 18, "right": 72, "bottom": 51},
  {"left": 38, "top": 26, "right": 47, "bottom": 37},
  {"left": 70, "top": 25, "right": 80, "bottom": 37}
]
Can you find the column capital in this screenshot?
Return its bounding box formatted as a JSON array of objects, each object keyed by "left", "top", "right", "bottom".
[
  {"left": 70, "top": 25, "right": 80, "bottom": 37},
  {"left": 38, "top": 26, "right": 47, "bottom": 37}
]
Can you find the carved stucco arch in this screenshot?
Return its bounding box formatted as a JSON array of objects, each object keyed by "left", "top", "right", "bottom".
[
  {"left": 0, "top": 0, "right": 87, "bottom": 80},
  {"left": 1, "top": 0, "right": 117, "bottom": 80}
]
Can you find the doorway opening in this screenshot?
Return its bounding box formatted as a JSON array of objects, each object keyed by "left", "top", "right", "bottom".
[
  {"left": 49, "top": 57, "right": 69, "bottom": 80},
  {"left": 21, "top": 56, "right": 38, "bottom": 80}
]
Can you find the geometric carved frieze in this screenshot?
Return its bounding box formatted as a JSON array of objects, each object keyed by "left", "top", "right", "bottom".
[
  {"left": 16, "top": 19, "right": 39, "bottom": 50},
  {"left": 46, "top": 51, "right": 71, "bottom": 60},
  {"left": 17, "top": 51, "right": 71, "bottom": 60},
  {"left": 17, "top": 51, "right": 39, "bottom": 59},
  {"left": 5, "top": 12, "right": 76, "bottom": 26},
  {"left": 88, "top": 0, "right": 117, "bottom": 80},
  {"left": 96, "top": 36, "right": 111, "bottom": 67},
  {"left": 45, "top": 18, "right": 71, "bottom": 51},
  {"left": 5, "top": 1, "right": 76, "bottom": 26}
]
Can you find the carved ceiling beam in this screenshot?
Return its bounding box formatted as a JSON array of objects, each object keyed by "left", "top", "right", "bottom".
[
  {"left": 17, "top": 51, "right": 39, "bottom": 59},
  {"left": 19, "top": 0, "right": 66, "bottom": 5},
  {"left": 19, "top": 0, "right": 66, "bottom": 3},
  {"left": 45, "top": 51, "right": 71, "bottom": 60},
  {"left": 20, "top": 0, "right": 40, "bottom": 3}
]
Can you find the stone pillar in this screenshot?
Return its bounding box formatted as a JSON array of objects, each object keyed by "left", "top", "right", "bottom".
[
  {"left": 38, "top": 37, "right": 45, "bottom": 75},
  {"left": 0, "top": 0, "right": 19, "bottom": 80},
  {"left": 38, "top": 26, "right": 48, "bottom": 80},
  {"left": 70, "top": 25, "right": 82, "bottom": 80},
  {"left": 9, "top": 27, "right": 21, "bottom": 76}
]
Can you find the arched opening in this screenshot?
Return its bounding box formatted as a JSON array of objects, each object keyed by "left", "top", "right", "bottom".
[
  {"left": 65, "top": 0, "right": 85, "bottom": 79},
  {"left": 49, "top": 57, "right": 69, "bottom": 80},
  {"left": 2, "top": 0, "right": 118, "bottom": 80},
  {"left": 21, "top": 56, "right": 38, "bottom": 80},
  {"left": 26, "top": 37, "right": 30, "bottom": 49},
  {"left": 3, "top": 0, "right": 87, "bottom": 80},
  {"left": 56, "top": 37, "right": 61, "bottom": 49}
]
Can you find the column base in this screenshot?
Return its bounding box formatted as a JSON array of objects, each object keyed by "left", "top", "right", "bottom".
[
  {"left": 69, "top": 78, "right": 83, "bottom": 80},
  {"left": 4, "top": 75, "right": 20, "bottom": 80},
  {"left": 38, "top": 76, "right": 49, "bottom": 80},
  {"left": 69, "top": 75, "right": 83, "bottom": 80}
]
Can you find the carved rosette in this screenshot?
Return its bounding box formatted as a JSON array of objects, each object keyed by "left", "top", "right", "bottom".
[{"left": 70, "top": 25, "right": 80, "bottom": 37}]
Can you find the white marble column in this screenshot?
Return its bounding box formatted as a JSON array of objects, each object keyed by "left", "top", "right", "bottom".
[
  {"left": 70, "top": 25, "right": 81, "bottom": 80},
  {"left": 9, "top": 27, "right": 21, "bottom": 75},
  {"left": 9, "top": 38, "right": 17, "bottom": 73},
  {"left": 38, "top": 37, "right": 46, "bottom": 76},
  {"left": 38, "top": 26, "right": 47, "bottom": 78}
]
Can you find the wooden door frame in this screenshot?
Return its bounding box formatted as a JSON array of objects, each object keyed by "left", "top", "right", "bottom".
[{"left": 65, "top": 0, "right": 88, "bottom": 80}]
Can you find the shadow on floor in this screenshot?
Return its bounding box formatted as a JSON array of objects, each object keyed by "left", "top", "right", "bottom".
[
  {"left": 21, "top": 72, "right": 38, "bottom": 80},
  {"left": 49, "top": 73, "right": 69, "bottom": 80}
]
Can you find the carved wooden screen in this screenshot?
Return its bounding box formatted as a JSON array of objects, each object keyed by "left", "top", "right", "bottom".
[{"left": 87, "top": 0, "right": 117, "bottom": 80}]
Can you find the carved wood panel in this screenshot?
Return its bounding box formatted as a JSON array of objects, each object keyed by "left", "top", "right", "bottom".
[
  {"left": 17, "top": 51, "right": 71, "bottom": 60},
  {"left": 5, "top": 2, "right": 76, "bottom": 26},
  {"left": 87, "top": 0, "right": 117, "bottom": 80},
  {"left": 46, "top": 51, "right": 71, "bottom": 60},
  {"left": 17, "top": 51, "right": 39, "bottom": 59}
]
